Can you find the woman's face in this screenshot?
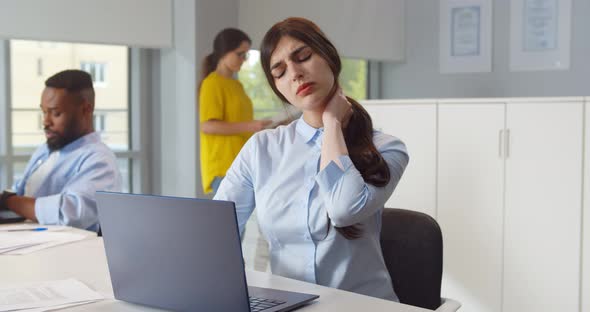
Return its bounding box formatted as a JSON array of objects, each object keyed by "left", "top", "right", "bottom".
[
  {"left": 269, "top": 36, "right": 335, "bottom": 113},
  {"left": 220, "top": 40, "right": 250, "bottom": 73}
]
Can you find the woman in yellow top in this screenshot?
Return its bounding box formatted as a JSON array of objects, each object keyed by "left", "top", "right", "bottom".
[{"left": 199, "top": 28, "right": 271, "bottom": 194}]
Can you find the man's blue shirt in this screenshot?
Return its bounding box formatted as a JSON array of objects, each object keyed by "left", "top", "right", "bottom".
[{"left": 13, "top": 132, "right": 122, "bottom": 231}]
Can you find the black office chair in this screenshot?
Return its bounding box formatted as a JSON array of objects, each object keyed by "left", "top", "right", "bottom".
[{"left": 380, "top": 208, "right": 460, "bottom": 311}]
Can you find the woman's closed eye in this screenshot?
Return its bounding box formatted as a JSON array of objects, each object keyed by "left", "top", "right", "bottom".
[
  {"left": 271, "top": 64, "right": 286, "bottom": 79},
  {"left": 271, "top": 48, "right": 313, "bottom": 79},
  {"left": 294, "top": 49, "right": 312, "bottom": 63}
]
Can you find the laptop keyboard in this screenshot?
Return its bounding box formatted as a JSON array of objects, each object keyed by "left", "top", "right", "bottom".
[{"left": 249, "top": 296, "right": 285, "bottom": 312}]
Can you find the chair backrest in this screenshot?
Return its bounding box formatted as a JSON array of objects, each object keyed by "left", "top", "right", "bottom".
[{"left": 380, "top": 208, "right": 443, "bottom": 310}]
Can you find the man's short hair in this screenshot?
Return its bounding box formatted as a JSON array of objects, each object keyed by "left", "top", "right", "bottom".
[
  {"left": 45, "top": 69, "right": 94, "bottom": 91},
  {"left": 45, "top": 70, "right": 95, "bottom": 106}
]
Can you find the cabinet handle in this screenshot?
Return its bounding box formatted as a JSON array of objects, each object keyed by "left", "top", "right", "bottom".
[
  {"left": 498, "top": 129, "right": 504, "bottom": 157},
  {"left": 505, "top": 129, "right": 510, "bottom": 158}
]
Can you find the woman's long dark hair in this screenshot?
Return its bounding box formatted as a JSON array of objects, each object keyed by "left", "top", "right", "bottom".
[
  {"left": 199, "top": 28, "right": 251, "bottom": 88},
  {"left": 260, "top": 17, "right": 391, "bottom": 240}
]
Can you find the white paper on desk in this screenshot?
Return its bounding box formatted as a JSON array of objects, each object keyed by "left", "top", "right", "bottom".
[
  {"left": 0, "top": 232, "right": 86, "bottom": 255},
  {"left": 0, "top": 243, "right": 42, "bottom": 254},
  {"left": 0, "top": 225, "right": 68, "bottom": 232},
  {"left": 6, "top": 232, "right": 86, "bottom": 255},
  {"left": 0, "top": 233, "right": 55, "bottom": 254},
  {"left": 22, "top": 299, "right": 102, "bottom": 312},
  {"left": 0, "top": 279, "right": 103, "bottom": 311}
]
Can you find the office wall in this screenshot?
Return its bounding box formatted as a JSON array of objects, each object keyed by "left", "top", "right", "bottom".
[
  {"left": 380, "top": 0, "right": 590, "bottom": 99},
  {"left": 155, "top": 0, "right": 239, "bottom": 198},
  {"left": 238, "top": 0, "right": 404, "bottom": 61},
  {"left": 0, "top": 0, "right": 173, "bottom": 48}
]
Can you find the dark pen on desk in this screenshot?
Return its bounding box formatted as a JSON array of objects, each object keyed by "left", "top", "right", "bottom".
[{"left": 5, "top": 227, "right": 48, "bottom": 232}]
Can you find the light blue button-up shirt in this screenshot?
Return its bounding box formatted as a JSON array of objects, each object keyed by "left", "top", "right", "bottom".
[
  {"left": 12, "top": 132, "right": 122, "bottom": 232},
  {"left": 215, "top": 117, "right": 409, "bottom": 301}
]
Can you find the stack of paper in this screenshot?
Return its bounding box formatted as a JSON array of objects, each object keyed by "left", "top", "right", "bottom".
[
  {"left": 0, "top": 279, "right": 103, "bottom": 312},
  {"left": 0, "top": 227, "right": 86, "bottom": 255}
]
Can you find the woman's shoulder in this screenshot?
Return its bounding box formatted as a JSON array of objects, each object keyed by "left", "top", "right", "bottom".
[
  {"left": 372, "top": 130, "right": 407, "bottom": 153},
  {"left": 202, "top": 72, "right": 221, "bottom": 85},
  {"left": 249, "top": 120, "right": 298, "bottom": 145},
  {"left": 202, "top": 72, "right": 233, "bottom": 88}
]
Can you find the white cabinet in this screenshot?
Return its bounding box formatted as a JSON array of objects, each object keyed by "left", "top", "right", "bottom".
[
  {"left": 364, "top": 97, "right": 586, "bottom": 312},
  {"left": 583, "top": 98, "right": 590, "bottom": 312},
  {"left": 362, "top": 101, "right": 437, "bottom": 217},
  {"left": 438, "top": 103, "right": 505, "bottom": 312},
  {"left": 503, "top": 102, "right": 583, "bottom": 312}
]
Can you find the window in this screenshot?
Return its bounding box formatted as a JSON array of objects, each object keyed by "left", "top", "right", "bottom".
[
  {"left": 80, "top": 62, "right": 107, "bottom": 85},
  {"left": 3, "top": 40, "right": 134, "bottom": 192},
  {"left": 93, "top": 114, "right": 106, "bottom": 132},
  {"left": 238, "top": 50, "right": 283, "bottom": 119},
  {"left": 238, "top": 50, "right": 368, "bottom": 119},
  {"left": 36, "top": 58, "right": 43, "bottom": 77},
  {"left": 340, "top": 58, "right": 368, "bottom": 100}
]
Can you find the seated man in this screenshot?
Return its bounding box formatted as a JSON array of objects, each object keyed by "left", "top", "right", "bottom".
[{"left": 0, "top": 70, "right": 122, "bottom": 232}]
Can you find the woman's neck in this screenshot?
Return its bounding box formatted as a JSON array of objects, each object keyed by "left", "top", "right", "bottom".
[
  {"left": 303, "top": 111, "right": 323, "bottom": 129},
  {"left": 215, "top": 64, "right": 234, "bottom": 79}
]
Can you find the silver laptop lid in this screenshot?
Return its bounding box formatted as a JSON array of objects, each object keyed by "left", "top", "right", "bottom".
[{"left": 96, "top": 192, "right": 250, "bottom": 312}]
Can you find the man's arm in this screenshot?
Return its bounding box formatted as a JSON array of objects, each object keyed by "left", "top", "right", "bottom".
[
  {"left": 5, "top": 195, "right": 37, "bottom": 221},
  {"left": 32, "top": 153, "right": 122, "bottom": 230}
]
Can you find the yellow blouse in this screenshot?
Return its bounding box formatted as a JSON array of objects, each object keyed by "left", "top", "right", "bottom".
[{"left": 199, "top": 72, "right": 253, "bottom": 193}]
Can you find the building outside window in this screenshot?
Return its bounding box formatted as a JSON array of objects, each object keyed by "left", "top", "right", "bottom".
[
  {"left": 36, "top": 58, "right": 43, "bottom": 77},
  {"left": 4, "top": 40, "right": 132, "bottom": 191},
  {"left": 80, "top": 61, "right": 107, "bottom": 86}
]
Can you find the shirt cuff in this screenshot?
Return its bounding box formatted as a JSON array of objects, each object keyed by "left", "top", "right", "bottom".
[
  {"left": 35, "top": 194, "right": 62, "bottom": 225},
  {"left": 315, "top": 155, "right": 354, "bottom": 190}
]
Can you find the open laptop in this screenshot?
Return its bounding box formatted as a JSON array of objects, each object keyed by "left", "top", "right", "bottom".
[
  {"left": 96, "top": 192, "right": 319, "bottom": 312},
  {"left": 0, "top": 209, "right": 26, "bottom": 224}
]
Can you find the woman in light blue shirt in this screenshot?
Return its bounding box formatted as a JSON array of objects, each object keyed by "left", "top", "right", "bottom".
[{"left": 214, "top": 17, "right": 409, "bottom": 301}]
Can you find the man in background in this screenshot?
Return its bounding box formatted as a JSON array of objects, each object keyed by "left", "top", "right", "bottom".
[{"left": 0, "top": 70, "right": 122, "bottom": 231}]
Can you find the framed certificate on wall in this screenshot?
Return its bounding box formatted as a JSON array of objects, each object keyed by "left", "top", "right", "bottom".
[
  {"left": 510, "top": 0, "right": 572, "bottom": 71},
  {"left": 440, "top": 0, "right": 492, "bottom": 73}
]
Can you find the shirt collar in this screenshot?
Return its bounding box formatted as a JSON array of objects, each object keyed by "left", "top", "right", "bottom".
[
  {"left": 295, "top": 116, "right": 323, "bottom": 144},
  {"left": 42, "top": 132, "right": 101, "bottom": 154}
]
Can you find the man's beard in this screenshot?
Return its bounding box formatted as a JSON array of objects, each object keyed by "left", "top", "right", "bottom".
[{"left": 46, "top": 119, "right": 81, "bottom": 151}]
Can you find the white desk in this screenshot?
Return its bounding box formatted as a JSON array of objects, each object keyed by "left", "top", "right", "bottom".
[{"left": 0, "top": 228, "right": 429, "bottom": 312}]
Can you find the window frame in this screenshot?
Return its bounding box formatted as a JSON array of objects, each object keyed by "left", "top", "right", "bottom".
[
  {"left": 80, "top": 61, "right": 108, "bottom": 87},
  {"left": 0, "top": 40, "right": 147, "bottom": 194},
  {"left": 0, "top": 40, "right": 13, "bottom": 189}
]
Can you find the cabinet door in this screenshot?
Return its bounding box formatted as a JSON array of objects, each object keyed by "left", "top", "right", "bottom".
[
  {"left": 584, "top": 99, "right": 590, "bottom": 312},
  {"left": 363, "top": 102, "right": 436, "bottom": 217},
  {"left": 438, "top": 103, "right": 505, "bottom": 312},
  {"left": 503, "top": 102, "right": 583, "bottom": 312}
]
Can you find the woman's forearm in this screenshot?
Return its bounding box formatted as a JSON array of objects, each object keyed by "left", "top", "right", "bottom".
[
  {"left": 320, "top": 119, "right": 348, "bottom": 170},
  {"left": 201, "top": 119, "right": 269, "bottom": 135}
]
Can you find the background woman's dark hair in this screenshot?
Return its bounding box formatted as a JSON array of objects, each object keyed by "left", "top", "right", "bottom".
[
  {"left": 260, "top": 17, "right": 391, "bottom": 240},
  {"left": 199, "top": 28, "right": 251, "bottom": 86}
]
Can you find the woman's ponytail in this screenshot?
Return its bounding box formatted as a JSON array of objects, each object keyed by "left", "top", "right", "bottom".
[{"left": 199, "top": 53, "right": 218, "bottom": 90}]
